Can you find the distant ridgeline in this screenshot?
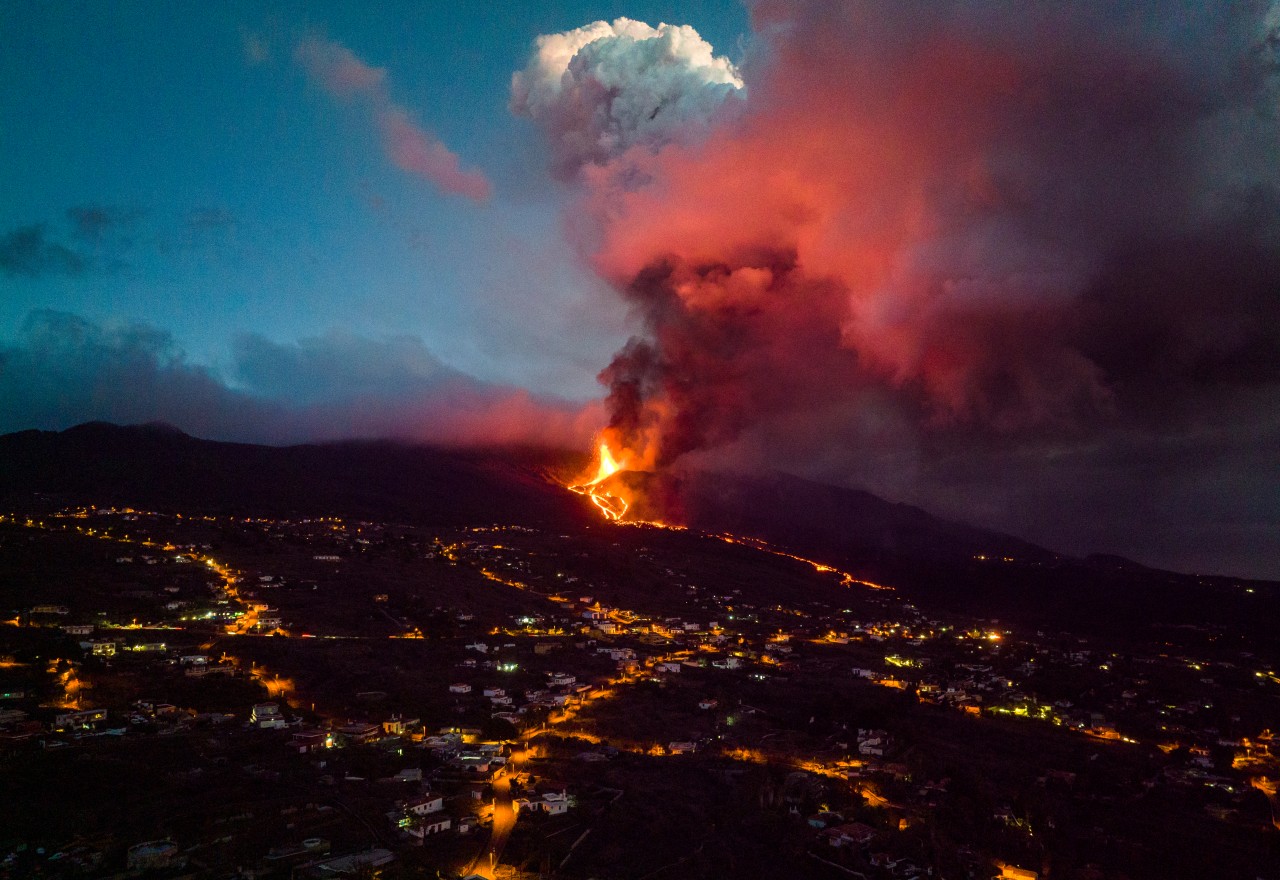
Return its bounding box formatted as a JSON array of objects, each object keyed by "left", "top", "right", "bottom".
[{"left": 0, "top": 422, "right": 589, "bottom": 528}]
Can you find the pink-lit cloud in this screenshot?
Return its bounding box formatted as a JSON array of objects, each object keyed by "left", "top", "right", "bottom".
[
  {"left": 297, "top": 36, "right": 490, "bottom": 202},
  {"left": 0, "top": 310, "right": 598, "bottom": 449},
  {"left": 377, "top": 108, "right": 491, "bottom": 202}
]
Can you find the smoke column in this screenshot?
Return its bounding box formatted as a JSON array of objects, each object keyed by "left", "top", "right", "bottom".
[{"left": 515, "top": 4, "right": 1280, "bottom": 573}]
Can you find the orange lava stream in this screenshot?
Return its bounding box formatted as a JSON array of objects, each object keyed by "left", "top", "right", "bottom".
[
  {"left": 566, "top": 444, "right": 889, "bottom": 597},
  {"left": 716, "top": 533, "right": 893, "bottom": 591},
  {"left": 568, "top": 442, "right": 631, "bottom": 522}
]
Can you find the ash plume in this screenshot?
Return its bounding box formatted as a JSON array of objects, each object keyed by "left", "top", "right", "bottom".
[{"left": 517, "top": 2, "right": 1280, "bottom": 576}]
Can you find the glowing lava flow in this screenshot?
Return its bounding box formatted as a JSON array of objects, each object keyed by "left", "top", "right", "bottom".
[{"left": 568, "top": 443, "right": 630, "bottom": 521}]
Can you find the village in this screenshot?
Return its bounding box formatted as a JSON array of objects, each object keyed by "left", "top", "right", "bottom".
[{"left": 0, "top": 503, "right": 1277, "bottom": 879}]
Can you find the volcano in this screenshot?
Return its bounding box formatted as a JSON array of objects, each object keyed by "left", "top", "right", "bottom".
[{"left": 2, "top": 422, "right": 1274, "bottom": 637}]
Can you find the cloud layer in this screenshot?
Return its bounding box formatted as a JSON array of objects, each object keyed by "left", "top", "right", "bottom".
[
  {"left": 297, "top": 37, "right": 491, "bottom": 202},
  {"left": 0, "top": 310, "right": 598, "bottom": 449},
  {"left": 0, "top": 225, "right": 87, "bottom": 277}
]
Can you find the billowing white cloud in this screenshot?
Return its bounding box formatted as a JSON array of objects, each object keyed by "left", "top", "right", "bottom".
[{"left": 511, "top": 18, "right": 743, "bottom": 177}]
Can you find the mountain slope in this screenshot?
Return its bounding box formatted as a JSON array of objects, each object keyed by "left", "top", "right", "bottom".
[
  {"left": 0, "top": 422, "right": 591, "bottom": 528},
  {"left": 0, "top": 423, "right": 1274, "bottom": 637},
  {"left": 614, "top": 468, "right": 1054, "bottom": 564}
]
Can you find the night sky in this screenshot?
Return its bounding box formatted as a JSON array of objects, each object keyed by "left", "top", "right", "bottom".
[{"left": 2, "top": 1, "right": 1278, "bottom": 579}]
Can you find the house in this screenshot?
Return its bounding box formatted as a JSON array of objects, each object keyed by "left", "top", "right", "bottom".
[
  {"left": 383, "top": 715, "right": 419, "bottom": 735},
  {"left": 449, "top": 683, "right": 472, "bottom": 694},
  {"left": 392, "top": 768, "right": 424, "bottom": 784},
  {"left": 821, "top": 822, "right": 878, "bottom": 849},
  {"left": 54, "top": 708, "right": 108, "bottom": 731},
  {"left": 292, "top": 730, "right": 328, "bottom": 753},
  {"left": 539, "top": 791, "right": 571, "bottom": 815},
  {"left": 338, "top": 721, "right": 381, "bottom": 743},
  {"left": 858, "top": 729, "right": 892, "bottom": 756},
  {"left": 402, "top": 793, "right": 444, "bottom": 815},
  {"left": 455, "top": 753, "right": 495, "bottom": 775},
  {"left": 517, "top": 790, "right": 572, "bottom": 815},
  {"left": 250, "top": 703, "right": 284, "bottom": 728},
  {"left": 408, "top": 816, "right": 451, "bottom": 837},
  {"left": 667, "top": 741, "right": 697, "bottom": 755},
  {"left": 30, "top": 604, "right": 70, "bottom": 615}
]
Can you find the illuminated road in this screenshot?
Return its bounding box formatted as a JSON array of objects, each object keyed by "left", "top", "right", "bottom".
[
  {"left": 1251, "top": 776, "right": 1280, "bottom": 831},
  {"left": 467, "top": 770, "right": 517, "bottom": 879}
]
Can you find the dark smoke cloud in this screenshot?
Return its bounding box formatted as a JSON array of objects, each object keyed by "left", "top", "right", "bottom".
[
  {"left": 518, "top": 1, "right": 1280, "bottom": 577},
  {"left": 0, "top": 310, "right": 599, "bottom": 449},
  {"left": 0, "top": 225, "right": 87, "bottom": 277},
  {"left": 66, "top": 205, "right": 145, "bottom": 243},
  {"left": 0, "top": 310, "right": 271, "bottom": 438}
]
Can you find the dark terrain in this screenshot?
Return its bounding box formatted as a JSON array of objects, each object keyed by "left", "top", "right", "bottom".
[
  {"left": 3, "top": 423, "right": 1275, "bottom": 641},
  {"left": 0, "top": 423, "right": 1277, "bottom": 880}
]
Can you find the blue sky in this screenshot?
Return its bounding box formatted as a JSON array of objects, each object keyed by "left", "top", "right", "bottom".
[{"left": 0, "top": 1, "right": 749, "bottom": 397}]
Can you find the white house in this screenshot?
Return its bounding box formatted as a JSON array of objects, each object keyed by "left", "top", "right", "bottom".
[
  {"left": 402, "top": 794, "right": 444, "bottom": 815},
  {"left": 250, "top": 703, "right": 284, "bottom": 728}
]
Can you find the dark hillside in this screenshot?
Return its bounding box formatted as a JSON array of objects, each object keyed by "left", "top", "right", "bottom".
[{"left": 0, "top": 422, "right": 592, "bottom": 528}]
